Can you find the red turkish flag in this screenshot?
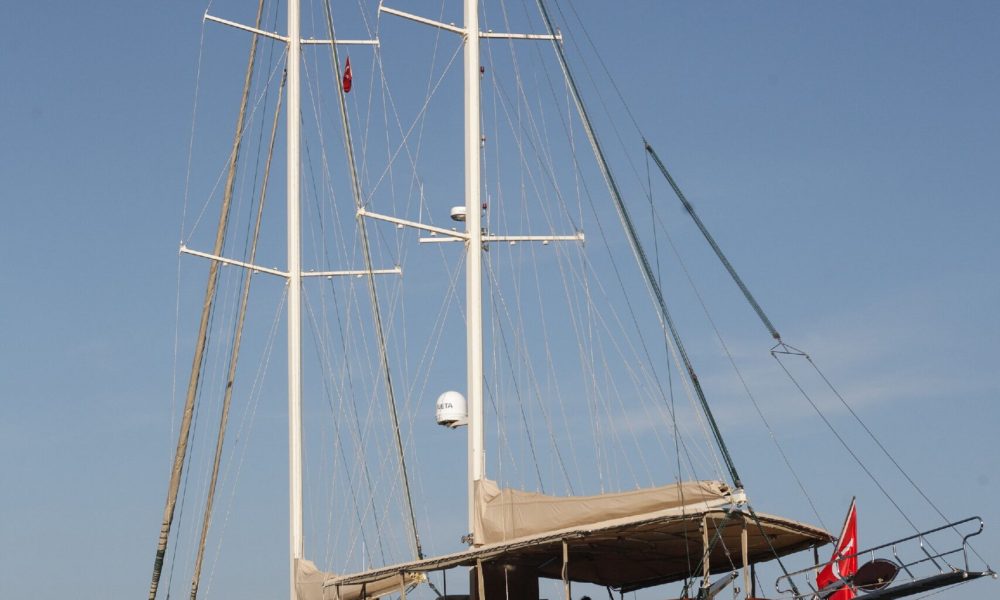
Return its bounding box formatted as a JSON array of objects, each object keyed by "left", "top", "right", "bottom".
[
  {"left": 342, "top": 56, "right": 353, "bottom": 93},
  {"left": 817, "top": 499, "right": 858, "bottom": 600}
]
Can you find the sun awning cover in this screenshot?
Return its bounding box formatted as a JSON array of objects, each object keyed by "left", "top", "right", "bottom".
[
  {"left": 296, "top": 559, "right": 424, "bottom": 600},
  {"left": 324, "top": 481, "right": 831, "bottom": 592},
  {"left": 474, "top": 478, "right": 735, "bottom": 544}
]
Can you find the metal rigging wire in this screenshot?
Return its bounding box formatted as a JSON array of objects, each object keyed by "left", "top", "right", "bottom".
[
  {"left": 148, "top": 3, "right": 266, "bottom": 594},
  {"left": 323, "top": 0, "right": 424, "bottom": 562},
  {"left": 190, "top": 37, "right": 284, "bottom": 600},
  {"left": 535, "top": 0, "right": 744, "bottom": 492}
]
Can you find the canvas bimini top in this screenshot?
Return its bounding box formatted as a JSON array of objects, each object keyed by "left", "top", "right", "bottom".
[{"left": 300, "top": 480, "right": 831, "bottom": 599}]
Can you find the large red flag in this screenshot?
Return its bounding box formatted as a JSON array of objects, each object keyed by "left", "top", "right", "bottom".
[
  {"left": 342, "top": 56, "right": 353, "bottom": 93},
  {"left": 817, "top": 499, "right": 858, "bottom": 600}
]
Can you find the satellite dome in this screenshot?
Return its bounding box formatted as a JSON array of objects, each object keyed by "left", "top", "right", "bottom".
[{"left": 435, "top": 391, "right": 467, "bottom": 428}]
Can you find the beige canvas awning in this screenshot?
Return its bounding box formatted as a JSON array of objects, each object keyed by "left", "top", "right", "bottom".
[
  {"left": 326, "top": 481, "right": 831, "bottom": 594},
  {"left": 475, "top": 478, "right": 735, "bottom": 544},
  {"left": 297, "top": 559, "right": 425, "bottom": 600}
]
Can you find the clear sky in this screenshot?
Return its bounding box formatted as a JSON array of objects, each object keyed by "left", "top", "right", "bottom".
[{"left": 0, "top": 1, "right": 997, "bottom": 599}]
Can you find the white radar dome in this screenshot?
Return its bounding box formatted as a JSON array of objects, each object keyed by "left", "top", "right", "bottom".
[{"left": 435, "top": 391, "right": 468, "bottom": 428}]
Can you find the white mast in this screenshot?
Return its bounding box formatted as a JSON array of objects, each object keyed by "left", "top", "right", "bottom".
[
  {"left": 367, "top": 0, "right": 566, "bottom": 550},
  {"left": 287, "top": 0, "right": 304, "bottom": 597},
  {"left": 187, "top": 6, "right": 382, "bottom": 600},
  {"left": 463, "top": 0, "right": 485, "bottom": 545}
]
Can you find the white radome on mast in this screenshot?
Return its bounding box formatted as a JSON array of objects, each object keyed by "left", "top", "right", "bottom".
[{"left": 436, "top": 390, "right": 469, "bottom": 429}]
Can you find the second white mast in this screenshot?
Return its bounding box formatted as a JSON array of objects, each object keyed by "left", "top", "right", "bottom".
[
  {"left": 463, "top": 0, "right": 485, "bottom": 547},
  {"left": 371, "top": 0, "right": 567, "bottom": 550},
  {"left": 287, "top": 0, "right": 304, "bottom": 597}
]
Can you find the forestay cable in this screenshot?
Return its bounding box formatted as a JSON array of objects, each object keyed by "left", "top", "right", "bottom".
[
  {"left": 535, "top": 0, "right": 743, "bottom": 491},
  {"left": 645, "top": 139, "right": 971, "bottom": 554},
  {"left": 642, "top": 154, "right": 827, "bottom": 530},
  {"left": 482, "top": 29, "right": 713, "bottom": 486}
]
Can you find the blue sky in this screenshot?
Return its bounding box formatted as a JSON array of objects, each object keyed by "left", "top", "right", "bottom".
[{"left": 1, "top": 1, "right": 997, "bottom": 599}]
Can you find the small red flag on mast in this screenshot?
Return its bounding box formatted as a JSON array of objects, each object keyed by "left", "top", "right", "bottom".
[
  {"left": 817, "top": 498, "right": 858, "bottom": 600},
  {"left": 342, "top": 56, "right": 353, "bottom": 93}
]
